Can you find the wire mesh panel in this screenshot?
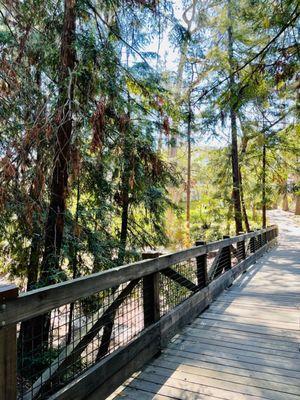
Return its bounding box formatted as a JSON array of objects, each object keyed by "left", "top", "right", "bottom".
[
  {"left": 160, "top": 259, "right": 198, "bottom": 317},
  {"left": 17, "top": 281, "right": 144, "bottom": 399},
  {"left": 231, "top": 240, "right": 246, "bottom": 267},
  {"left": 12, "top": 227, "right": 278, "bottom": 399},
  {"left": 207, "top": 245, "right": 231, "bottom": 281}
]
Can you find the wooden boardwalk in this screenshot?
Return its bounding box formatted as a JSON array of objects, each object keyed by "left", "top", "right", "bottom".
[{"left": 112, "top": 214, "right": 300, "bottom": 400}]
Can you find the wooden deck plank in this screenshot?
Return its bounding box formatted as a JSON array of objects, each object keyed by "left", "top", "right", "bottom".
[
  {"left": 162, "top": 348, "right": 300, "bottom": 382},
  {"left": 207, "top": 304, "right": 299, "bottom": 322},
  {"left": 111, "top": 214, "right": 300, "bottom": 400},
  {"left": 140, "top": 365, "right": 300, "bottom": 399},
  {"left": 153, "top": 352, "right": 300, "bottom": 387},
  {"left": 167, "top": 339, "right": 300, "bottom": 371},
  {"left": 184, "top": 327, "right": 300, "bottom": 353},
  {"left": 181, "top": 331, "right": 300, "bottom": 358},
  {"left": 198, "top": 312, "right": 299, "bottom": 331},
  {"left": 192, "top": 318, "right": 299, "bottom": 339},
  {"left": 127, "top": 377, "right": 268, "bottom": 400},
  {"left": 147, "top": 360, "right": 300, "bottom": 395}
]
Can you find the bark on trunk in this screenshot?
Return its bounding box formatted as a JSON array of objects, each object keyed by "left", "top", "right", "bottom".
[
  {"left": 262, "top": 142, "right": 267, "bottom": 228},
  {"left": 24, "top": 0, "right": 77, "bottom": 365},
  {"left": 239, "top": 168, "right": 250, "bottom": 232},
  {"left": 170, "top": 0, "right": 197, "bottom": 158},
  {"left": 19, "top": 72, "right": 46, "bottom": 370},
  {"left": 27, "top": 69, "right": 44, "bottom": 289},
  {"left": 295, "top": 195, "right": 300, "bottom": 215},
  {"left": 186, "top": 99, "right": 192, "bottom": 243},
  {"left": 40, "top": 0, "right": 76, "bottom": 283},
  {"left": 227, "top": 0, "right": 243, "bottom": 234},
  {"left": 282, "top": 193, "right": 289, "bottom": 211},
  {"left": 96, "top": 111, "right": 132, "bottom": 361},
  {"left": 67, "top": 175, "right": 80, "bottom": 345}
]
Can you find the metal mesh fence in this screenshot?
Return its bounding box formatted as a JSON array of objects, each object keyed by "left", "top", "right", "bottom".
[
  {"left": 17, "top": 281, "right": 144, "bottom": 399},
  {"left": 160, "top": 259, "right": 198, "bottom": 317},
  {"left": 15, "top": 229, "right": 276, "bottom": 399}
]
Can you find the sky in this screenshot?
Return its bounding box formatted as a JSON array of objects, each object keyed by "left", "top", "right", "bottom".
[{"left": 143, "top": 0, "right": 229, "bottom": 149}]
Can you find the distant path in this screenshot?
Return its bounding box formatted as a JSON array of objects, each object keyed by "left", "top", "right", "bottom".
[
  {"left": 268, "top": 209, "right": 300, "bottom": 245},
  {"left": 112, "top": 210, "right": 300, "bottom": 399}
]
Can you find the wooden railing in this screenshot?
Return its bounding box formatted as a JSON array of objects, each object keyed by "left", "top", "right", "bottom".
[{"left": 0, "top": 226, "right": 278, "bottom": 400}]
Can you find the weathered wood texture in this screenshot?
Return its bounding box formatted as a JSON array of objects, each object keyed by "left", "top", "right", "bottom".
[
  {"left": 111, "top": 225, "right": 300, "bottom": 400},
  {"left": 81, "top": 240, "right": 277, "bottom": 400},
  {"left": 0, "top": 284, "right": 18, "bottom": 400},
  {"left": 1, "top": 228, "right": 276, "bottom": 326},
  {"left": 195, "top": 240, "right": 208, "bottom": 288},
  {"left": 2, "top": 226, "right": 278, "bottom": 400}
]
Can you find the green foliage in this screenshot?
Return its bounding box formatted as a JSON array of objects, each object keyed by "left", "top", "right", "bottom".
[{"left": 0, "top": 0, "right": 299, "bottom": 288}]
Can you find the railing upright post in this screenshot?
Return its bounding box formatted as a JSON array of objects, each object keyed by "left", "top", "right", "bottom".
[
  {"left": 256, "top": 229, "right": 261, "bottom": 249},
  {"left": 262, "top": 230, "right": 266, "bottom": 246},
  {"left": 223, "top": 235, "right": 232, "bottom": 271},
  {"left": 142, "top": 253, "right": 160, "bottom": 327},
  {"left": 237, "top": 232, "right": 246, "bottom": 261},
  {"left": 250, "top": 231, "right": 256, "bottom": 253},
  {"left": 0, "top": 284, "right": 18, "bottom": 400},
  {"left": 195, "top": 241, "right": 208, "bottom": 288}
]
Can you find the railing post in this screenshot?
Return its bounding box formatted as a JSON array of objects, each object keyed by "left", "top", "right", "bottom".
[
  {"left": 262, "top": 230, "right": 266, "bottom": 246},
  {"left": 0, "top": 284, "right": 18, "bottom": 400},
  {"left": 223, "top": 235, "right": 232, "bottom": 271},
  {"left": 266, "top": 228, "right": 270, "bottom": 243},
  {"left": 258, "top": 230, "right": 263, "bottom": 248},
  {"left": 237, "top": 232, "right": 246, "bottom": 261},
  {"left": 195, "top": 241, "right": 208, "bottom": 289},
  {"left": 250, "top": 231, "right": 256, "bottom": 253},
  {"left": 142, "top": 253, "right": 160, "bottom": 327}
]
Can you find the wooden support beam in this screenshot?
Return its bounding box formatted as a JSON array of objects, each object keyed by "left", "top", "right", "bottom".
[
  {"left": 49, "top": 238, "right": 278, "bottom": 400},
  {"left": 161, "top": 267, "right": 198, "bottom": 293},
  {"left": 1, "top": 227, "right": 277, "bottom": 327},
  {"left": 195, "top": 241, "right": 208, "bottom": 289},
  {"left": 142, "top": 253, "right": 160, "bottom": 327},
  {"left": 208, "top": 248, "right": 222, "bottom": 281},
  {"left": 223, "top": 235, "right": 232, "bottom": 271},
  {"left": 0, "top": 284, "right": 18, "bottom": 400},
  {"left": 237, "top": 232, "right": 246, "bottom": 261},
  {"left": 27, "top": 279, "right": 140, "bottom": 400},
  {"left": 250, "top": 231, "right": 256, "bottom": 253}
]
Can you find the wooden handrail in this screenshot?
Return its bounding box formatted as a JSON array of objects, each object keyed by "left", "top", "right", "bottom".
[
  {"left": 0, "top": 226, "right": 277, "bottom": 327},
  {"left": 0, "top": 225, "right": 278, "bottom": 400}
]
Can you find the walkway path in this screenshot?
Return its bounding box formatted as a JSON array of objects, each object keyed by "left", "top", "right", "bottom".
[{"left": 112, "top": 211, "right": 300, "bottom": 400}]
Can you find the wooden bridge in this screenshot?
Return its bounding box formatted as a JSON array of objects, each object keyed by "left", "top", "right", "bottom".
[{"left": 0, "top": 218, "right": 299, "bottom": 400}]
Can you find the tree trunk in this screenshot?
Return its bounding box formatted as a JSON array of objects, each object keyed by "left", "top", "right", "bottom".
[
  {"left": 295, "top": 74, "right": 300, "bottom": 215},
  {"left": 239, "top": 168, "right": 250, "bottom": 232},
  {"left": 27, "top": 71, "right": 44, "bottom": 290},
  {"left": 186, "top": 99, "right": 192, "bottom": 243},
  {"left": 40, "top": 0, "right": 76, "bottom": 284},
  {"left": 295, "top": 195, "right": 300, "bottom": 215},
  {"left": 226, "top": 201, "right": 233, "bottom": 235},
  {"left": 96, "top": 169, "right": 130, "bottom": 361},
  {"left": 19, "top": 71, "right": 46, "bottom": 371},
  {"left": 66, "top": 174, "right": 81, "bottom": 345},
  {"left": 262, "top": 142, "right": 267, "bottom": 228},
  {"left": 282, "top": 193, "right": 289, "bottom": 211},
  {"left": 169, "top": 1, "right": 198, "bottom": 158},
  {"left": 227, "top": 0, "right": 243, "bottom": 234},
  {"left": 24, "top": 0, "right": 77, "bottom": 365},
  {"left": 96, "top": 109, "right": 132, "bottom": 361}
]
